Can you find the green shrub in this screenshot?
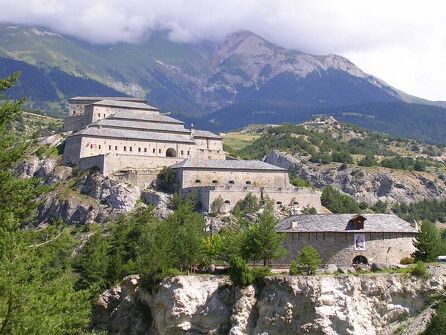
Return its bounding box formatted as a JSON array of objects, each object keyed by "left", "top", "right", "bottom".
[
  {"left": 400, "top": 256, "right": 415, "bottom": 265},
  {"left": 252, "top": 266, "right": 272, "bottom": 285},
  {"left": 229, "top": 257, "right": 254, "bottom": 287},
  {"left": 358, "top": 155, "right": 377, "bottom": 167},
  {"left": 289, "top": 260, "right": 299, "bottom": 275},
  {"left": 294, "top": 245, "right": 322, "bottom": 275},
  {"left": 410, "top": 261, "right": 428, "bottom": 277},
  {"left": 302, "top": 206, "right": 317, "bottom": 214},
  {"left": 424, "top": 301, "right": 446, "bottom": 334},
  {"left": 157, "top": 167, "right": 177, "bottom": 193}
]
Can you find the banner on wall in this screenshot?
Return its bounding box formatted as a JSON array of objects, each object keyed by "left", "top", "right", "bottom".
[{"left": 354, "top": 234, "right": 366, "bottom": 251}]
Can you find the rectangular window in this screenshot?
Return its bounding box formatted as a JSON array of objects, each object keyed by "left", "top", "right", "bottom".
[
  {"left": 109, "top": 145, "right": 111, "bottom": 150},
  {"left": 144, "top": 148, "right": 147, "bottom": 152},
  {"left": 99, "top": 145, "right": 101, "bottom": 149},
  {"left": 129, "top": 147, "right": 132, "bottom": 152},
  {"left": 138, "top": 147, "right": 141, "bottom": 152},
  {"left": 181, "top": 150, "right": 184, "bottom": 155},
  {"left": 187, "top": 151, "right": 190, "bottom": 155},
  {"left": 115, "top": 146, "right": 118, "bottom": 150},
  {"left": 124, "top": 146, "right": 127, "bottom": 151},
  {"left": 153, "top": 148, "right": 156, "bottom": 153},
  {"left": 97, "top": 113, "right": 100, "bottom": 117},
  {"left": 158, "top": 149, "right": 161, "bottom": 153}
]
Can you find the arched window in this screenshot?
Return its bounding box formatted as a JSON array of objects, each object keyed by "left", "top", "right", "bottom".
[
  {"left": 276, "top": 201, "right": 283, "bottom": 205},
  {"left": 195, "top": 179, "right": 201, "bottom": 184},
  {"left": 166, "top": 148, "right": 177, "bottom": 157},
  {"left": 246, "top": 181, "right": 252, "bottom": 185},
  {"left": 212, "top": 180, "right": 218, "bottom": 184},
  {"left": 228, "top": 180, "right": 235, "bottom": 184},
  {"left": 224, "top": 200, "right": 230, "bottom": 204}
]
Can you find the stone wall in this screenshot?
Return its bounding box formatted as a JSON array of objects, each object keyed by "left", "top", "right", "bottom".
[
  {"left": 84, "top": 105, "right": 160, "bottom": 124},
  {"left": 78, "top": 153, "right": 183, "bottom": 175},
  {"left": 182, "top": 186, "right": 322, "bottom": 213},
  {"left": 63, "top": 115, "right": 86, "bottom": 132},
  {"left": 278, "top": 231, "right": 417, "bottom": 266},
  {"left": 62, "top": 136, "right": 83, "bottom": 164},
  {"left": 178, "top": 169, "right": 290, "bottom": 189}
]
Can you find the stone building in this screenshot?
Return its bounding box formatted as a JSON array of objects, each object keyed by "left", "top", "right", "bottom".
[
  {"left": 276, "top": 214, "right": 418, "bottom": 266},
  {"left": 64, "top": 96, "right": 147, "bottom": 132},
  {"left": 172, "top": 159, "right": 322, "bottom": 213},
  {"left": 63, "top": 98, "right": 225, "bottom": 177}
]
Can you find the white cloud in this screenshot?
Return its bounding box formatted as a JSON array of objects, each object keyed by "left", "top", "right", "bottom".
[{"left": 0, "top": 0, "right": 445, "bottom": 100}]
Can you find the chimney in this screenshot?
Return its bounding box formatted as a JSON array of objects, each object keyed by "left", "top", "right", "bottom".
[{"left": 190, "top": 123, "right": 195, "bottom": 139}]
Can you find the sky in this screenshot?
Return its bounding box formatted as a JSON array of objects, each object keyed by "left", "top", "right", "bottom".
[{"left": 0, "top": 0, "right": 445, "bottom": 100}]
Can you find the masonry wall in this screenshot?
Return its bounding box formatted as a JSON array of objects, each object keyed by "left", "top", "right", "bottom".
[
  {"left": 84, "top": 105, "right": 160, "bottom": 124},
  {"left": 193, "top": 138, "right": 225, "bottom": 159},
  {"left": 181, "top": 186, "right": 322, "bottom": 213},
  {"left": 63, "top": 136, "right": 83, "bottom": 164},
  {"left": 78, "top": 154, "right": 183, "bottom": 175},
  {"left": 178, "top": 169, "right": 290, "bottom": 189},
  {"left": 277, "top": 231, "right": 417, "bottom": 266},
  {"left": 63, "top": 115, "right": 86, "bottom": 132}
]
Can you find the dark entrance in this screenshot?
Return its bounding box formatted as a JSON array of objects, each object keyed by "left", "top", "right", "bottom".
[
  {"left": 352, "top": 255, "right": 368, "bottom": 265},
  {"left": 166, "top": 148, "right": 177, "bottom": 157}
]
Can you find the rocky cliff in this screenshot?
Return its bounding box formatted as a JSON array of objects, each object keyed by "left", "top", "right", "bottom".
[
  {"left": 264, "top": 150, "right": 446, "bottom": 205},
  {"left": 93, "top": 267, "right": 446, "bottom": 335}
]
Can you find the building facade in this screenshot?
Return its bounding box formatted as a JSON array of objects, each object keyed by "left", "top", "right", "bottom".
[
  {"left": 276, "top": 214, "right": 418, "bottom": 266},
  {"left": 172, "top": 159, "right": 322, "bottom": 213},
  {"left": 63, "top": 98, "right": 225, "bottom": 175}
]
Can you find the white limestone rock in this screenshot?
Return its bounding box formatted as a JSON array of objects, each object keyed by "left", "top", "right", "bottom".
[
  {"left": 15, "top": 156, "right": 40, "bottom": 178},
  {"left": 34, "top": 157, "right": 58, "bottom": 179}
]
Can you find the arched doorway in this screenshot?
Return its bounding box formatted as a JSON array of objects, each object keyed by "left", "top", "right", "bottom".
[
  {"left": 353, "top": 255, "right": 368, "bottom": 265},
  {"left": 166, "top": 148, "right": 177, "bottom": 157}
]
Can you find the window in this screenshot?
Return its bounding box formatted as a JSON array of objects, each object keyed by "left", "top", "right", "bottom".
[
  {"left": 212, "top": 180, "right": 218, "bottom": 184},
  {"left": 181, "top": 150, "right": 184, "bottom": 155},
  {"left": 109, "top": 145, "right": 111, "bottom": 150},
  {"left": 138, "top": 147, "right": 141, "bottom": 152},
  {"left": 187, "top": 151, "right": 190, "bottom": 155},
  {"left": 276, "top": 201, "right": 282, "bottom": 205},
  {"left": 129, "top": 147, "right": 132, "bottom": 152},
  {"left": 195, "top": 179, "right": 201, "bottom": 184},
  {"left": 98, "top": 145, "right": 101, "bottom": 149},
  {"left": 246, "top": 181, "right": 252, "bottom": 185},
  {"left": 90, "top": 144, "right": 93, "bottom": 148},
  {"left": 158, "top": 149, "right": 161, "bottom": 153},
  {"left": 97, "top": 113, "right": 101, "bottom": 117},
  {"left": 115, "top": 146, "right": 118, "bottom": 150},
  {"left": 153, "top": 148, "right": 156, "bottom": 153},
  {"left": 228, "top": 180, "right": 235, "bottom": 184},
  {"left": 124, "top": 146, "right": 127, "bottom": 151},
  {"left": 224, "top": 200, "right": 230, "bottom": 204},
  {"left": 144, "top": 148, "right": 147, "bottom": 153}
]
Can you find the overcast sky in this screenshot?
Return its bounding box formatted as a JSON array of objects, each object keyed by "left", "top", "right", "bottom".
[{"left": 1, "top": 0, "right": 445, "bottom": 100}]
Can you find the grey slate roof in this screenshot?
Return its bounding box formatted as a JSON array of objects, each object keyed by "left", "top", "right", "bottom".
[
  {"left": 93, "top": 118, "right": 189, "bottom": 133},
  {"left": 171, "top": 159, "right": 286, "bottom": 171},
  {"left": 110, "top": 111, "right": 184, "bottom": 124},
  {"left": 72, "top": 126, "right": 194, "bottom": 143},
  {"left": 194, "top": 129, "right": 222, "bottom": 139},
  {"left": 87, "top": 99, "right": 158, "bottom": 110},
  {"left": 69, "top": 96, "right": 146, "bottom": 103},
  {"left": 276, "top": 214, "right": 418, "bottom": 233}
]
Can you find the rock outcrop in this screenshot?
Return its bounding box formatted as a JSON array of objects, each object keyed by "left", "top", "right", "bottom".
[
  {"left": 93, "top": 267, "right": 446, "bottom": 335},
  {"left": 264, "top": 150, "right": 446, "bottom": 204}
]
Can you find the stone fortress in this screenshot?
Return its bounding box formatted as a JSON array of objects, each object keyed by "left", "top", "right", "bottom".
[
  {"left": 62, "top": 96, "right": 418, "bottom": 266},
  {"left": 62, "top": 96, "right": 321, "bottom": 213}
]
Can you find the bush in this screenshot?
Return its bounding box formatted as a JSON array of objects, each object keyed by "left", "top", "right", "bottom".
[
  {"left": 252, "top": 266, "right": 272, "bottom": 285},
  {"left": 157, "top": 167, "right": 177, "bottom": 193},
  {"left": 400, "top": 256, "right": 415, "bottom": 265},
  {"left": 410, "top": 261, "right": 428, "bottom": 277},
  {"left": 358, "top": 155, "right": 377, "bottom": 167},
  {"left": 210, "top": 196, "right": 225, "bottom": 215},
  {"left": 424, "top": 300, "right": 446, "bottom": 334},
  {"left": 229, "top": 257, "right": 254, "bottom": 287},
  {"left": 331, "top": 151, "right": 353, "bottom": 164},
  {"left": 289, "top": 260, "right": 299, "bottom": 275},
  {"left": 302, "top": 206, "right": 317, "bottom": 214},
  {"left": 294, "top": 245, "right": 321, "bottom": 275}
]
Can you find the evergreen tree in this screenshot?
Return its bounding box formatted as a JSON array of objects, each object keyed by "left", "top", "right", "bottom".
[
  {"left": 321, "top": 186, "right": 361, "bottom": 214},
  {"left": 242, "top": 207, "right": 286, "bottom": 266},
  {"left": 295, "top": 245, "right": 322, "bottom": 275},
  {"left": 424, "top": 301, "right": 446, "bottom": 334},
  {"left": 413, "top": 220, "right": 441, "bottom": 262},
  {"left": 0, "top": 73, "right": 90, "bottom": 334}
]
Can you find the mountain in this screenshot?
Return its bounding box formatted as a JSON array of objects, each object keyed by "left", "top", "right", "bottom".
[{"left": 1, "top": 25, "right": 446, "bottom": 142}]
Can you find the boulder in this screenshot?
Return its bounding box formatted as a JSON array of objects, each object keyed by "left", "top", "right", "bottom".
[
  {"left": 34, "top": 157, "right": 58, "bottom": 179},
  {"left": 15, "top": 156, "right": 40, "bottom": 179},
  {"left": 47, "top": 166, "right": 73, "bottom": 184},
  {"left": 371, "top": 263, "right": 387, "bottom": 272},
  {"left": 338, "top": 266, "right": 356, "bottom": 274},
  {"left": 324, "top": 264, "right": 338, "bottom": 274}
]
